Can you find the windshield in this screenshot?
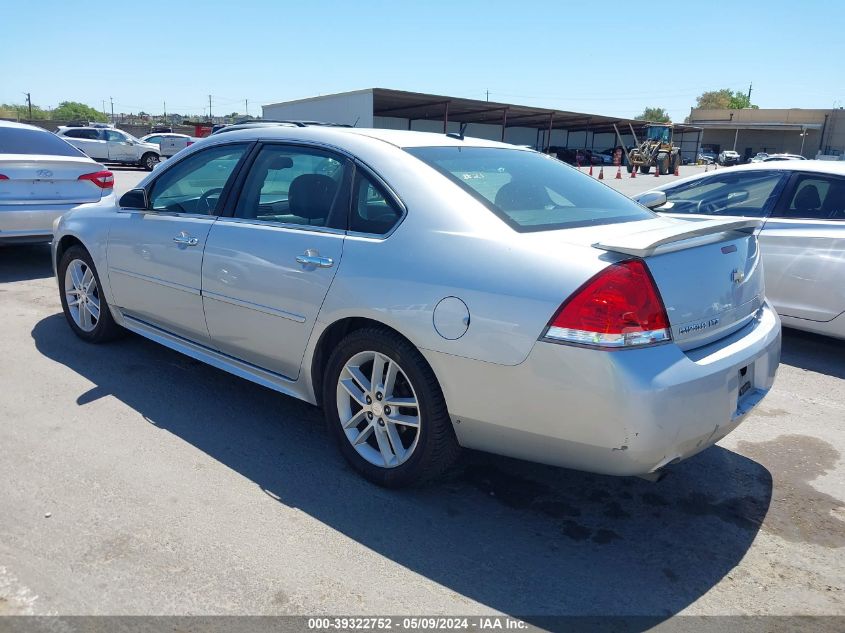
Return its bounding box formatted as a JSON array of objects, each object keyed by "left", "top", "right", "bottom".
[
  {"left": 646, "top": 126, "right": 671, "bottom": 142},
  {"left": 0, "top": 126, "right": 87, "bottom": 157},
  {"left": 406, "top": 146, "right": 655, "bottom": 232}
]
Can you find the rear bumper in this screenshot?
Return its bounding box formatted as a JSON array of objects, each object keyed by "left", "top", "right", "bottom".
[
  {"left": 0, "top": 203, "right": 78, "bottom": 242},
  {"left": 423, "top": 301, "right": 781, "bottom": 476}
]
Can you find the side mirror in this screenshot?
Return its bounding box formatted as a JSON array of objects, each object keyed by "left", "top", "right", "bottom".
[
  {"left": 119, "top": 188, "right": 148, "bottom": 209},
  {"left": 635, "top": 190, "right": 668, "bottom": 210}
]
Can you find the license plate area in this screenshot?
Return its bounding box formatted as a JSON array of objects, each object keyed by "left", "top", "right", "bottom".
[{"left": 735, "top": 363, "right": 760, "bottom": 417}]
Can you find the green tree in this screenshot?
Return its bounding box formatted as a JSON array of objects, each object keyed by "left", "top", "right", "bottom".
[
  {"left": 634, "top": 106, "right": 671, "bottom": 122},
  {"left": 0, "top": 103, "right": 49, "bottom": 120},
  {"left": 52, "top": 101, "right": 108, "bottom": 123},
  {"left": 696, "top": 89, "right": 758, "bottom": 110}
]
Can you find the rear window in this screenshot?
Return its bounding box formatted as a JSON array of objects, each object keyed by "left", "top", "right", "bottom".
[
  {"left": 406, "top": 146, "right": 654, "bottom": 232},
  {"left": 0, "top": 127, "right": 87, "bottom": 157}
]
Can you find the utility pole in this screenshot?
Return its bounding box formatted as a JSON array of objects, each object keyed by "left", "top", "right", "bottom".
[
  {"left": 163, "top": 101, "right": 167, "bottom": 119},
  {"left": 245, "top": 99, "right": 248, "bottom": 117},
  {"left": 747, "top": 82, "right": 753, "bottom": 103},
  {"left": 24, "top": 92, "right": 32, "bottom": 120},
  {"left": 109, "top": 97, "right": 114, "bottom": 124},
  {"left": 102, "top": 100, "right": 107, "bottom": 118},
  {"left": 486, "top": 90, "right": 489, "bottom": 102},
  {"left": 208, "top": 95, "right": 212, "bottom": 121}
]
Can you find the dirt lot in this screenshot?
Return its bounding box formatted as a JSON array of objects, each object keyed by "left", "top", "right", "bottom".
[{"left": 0, "top": 164, "right": 842, "bottom": 624}]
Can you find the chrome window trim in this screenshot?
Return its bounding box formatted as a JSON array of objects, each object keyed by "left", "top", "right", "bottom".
[{"left": 210, "top": 216, "right": 347, "bottom": 236}]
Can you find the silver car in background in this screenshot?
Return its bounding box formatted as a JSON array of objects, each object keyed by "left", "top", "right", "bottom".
[
  {"left": 636, "top": 161, "right": 845, "bottom": 339},
  {"left": 0, "top": 120, "right": 114, "bottom": 245},
  {"left": 52, "top": 127, "right": 780, "bottom": 487}
]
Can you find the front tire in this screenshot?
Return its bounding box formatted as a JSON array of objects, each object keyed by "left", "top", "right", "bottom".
[
  {"left": 323, "top": 327, "right": 461, "bottom": 487},
  {"left": 141, "top": 152, "right": 159, "bottom": 171},
  {"left": 58, "top": 246, "right": 125, "bottom": 343}
]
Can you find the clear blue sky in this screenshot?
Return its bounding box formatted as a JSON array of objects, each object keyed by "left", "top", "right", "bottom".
[{"left": 2, "top": 0, "right": 843, "bottom": 122}]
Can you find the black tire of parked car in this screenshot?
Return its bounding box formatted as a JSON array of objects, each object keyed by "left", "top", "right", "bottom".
[
  {"left": 58, "top": 245, "right": 126, "bottom": 344},
  {"left": 639, "top": 165, "right": 651, "bottom": 174},
  {"left": 141, "top": 153, "right": 159, "bottom": 171},
  {"left": 323, "top": 327, "right": 462, "bottom": 488}
]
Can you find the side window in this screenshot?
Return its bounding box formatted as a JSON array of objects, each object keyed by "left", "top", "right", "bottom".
[
  {"left": 234, "top": 145, "right": 347, "bottom": 228},
  {"left": 147, "top": 143, "right": 249, "bottom": 215},
  {"left": 657, "top": 171, "right": 786, "bottom": 217},
  {"left": 775, "top": 175, "right": 845, "bottom": 220},
  {"left": 104, "top": 130, "right": 126, "bottom": 142},
  {"left": 145, "top": 135, "right": 162, "bottom": 144},
  {"left": 350, "top": 172, "right": 403, "bottom": 234},
  {"left": 64, "top": 129, "right": 98, "bottom": 140}
]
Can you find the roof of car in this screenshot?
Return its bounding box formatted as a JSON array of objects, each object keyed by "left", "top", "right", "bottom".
[{"left": 201, "top": 125, "right": 518, "bottom": 150}]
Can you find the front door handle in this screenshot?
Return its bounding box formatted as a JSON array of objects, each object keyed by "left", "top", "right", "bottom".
[
  {"left": 296, "top": 250, "right": 334, "bottom": 268},
  {"left": 173, "top": 233, "right": 199, "bottom": 246}
]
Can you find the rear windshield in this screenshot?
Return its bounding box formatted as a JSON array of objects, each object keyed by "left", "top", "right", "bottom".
[
  {"left": 0, "top": 127, "right": 87, "bottom": 157},
  {"left": 406, "top": 146, "right": 654, "bottom": 232}
]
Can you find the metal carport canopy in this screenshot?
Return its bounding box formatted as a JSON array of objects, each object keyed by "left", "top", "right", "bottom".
[{"left": 370, "top": 88, "right": 700, "bottom": 135}]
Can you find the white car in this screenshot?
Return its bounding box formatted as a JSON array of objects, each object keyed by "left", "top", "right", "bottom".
[
  {"left": 0, "top": 121, "right": 114, "bottom": 245},
  {"left": 718, "top": 150, "right": 741, "bottom": 166},
  {"left": 139, "top": 133, "right": 196, "bottom": 158},
  {"left": 56, "top": 126, "right": 161, "bottom": 170},
  {"left": 636, "top": 160, "right": 845, "bottom": 339}
]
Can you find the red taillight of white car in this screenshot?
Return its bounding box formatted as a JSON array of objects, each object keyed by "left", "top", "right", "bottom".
[
  {"left": 78, "top": 170, "right": 114, "bottom": 189},
  {"left": 543, "top": 259, "right": 672, "bottom": 348}
]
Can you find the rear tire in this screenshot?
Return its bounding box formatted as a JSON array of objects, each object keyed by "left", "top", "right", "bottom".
[
  {"left": 640, "top": 165, "right": 651, "bottom": 174},
  {"left": 323, "top": 327, "right": 461, "bottom": 488},
  {"left": 58, "top": 245, "right": 125, "bottom": 343}
]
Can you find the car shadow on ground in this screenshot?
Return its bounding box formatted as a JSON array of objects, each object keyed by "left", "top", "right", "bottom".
[
  {"left": 0, "top": 243, "right": 53, "bottom": 283},
  {"left": 781, "top": 327, "right": 845, "bottom": 380},
  {"left": 32, "top": 314, "right": 773, "bottom": 628}
]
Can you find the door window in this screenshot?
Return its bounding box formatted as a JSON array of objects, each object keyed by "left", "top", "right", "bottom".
[
  {"left": 104, "top": 130, "right": 127, "bottom": 142},
  {"left": 773, "top": 175, "right": 845, "bottom": 220},
  {"left": 350, "top": 172, "right": 403, "bottom": 234},
  {"left": 234, "top": 145, "right": 347, "bottom": 228},
  {"left": 657, "top": 171, "right": 787, "bottom": 217},
  {"left": 63, "top": 128, "right": 100, "bottom": 140},
  {"left": 147, "top": 143, "right": 249, "bottom": 215}
]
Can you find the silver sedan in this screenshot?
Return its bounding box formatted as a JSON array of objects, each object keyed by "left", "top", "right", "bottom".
[
  {"left": 0, "top": 120, "right": 114, "bottom": 244},
  {"left": 52, "top": 127, "right": 781, "bottom": 487},
  {"left": 636, "top": 161, "right": 845, "bottom": 339}
]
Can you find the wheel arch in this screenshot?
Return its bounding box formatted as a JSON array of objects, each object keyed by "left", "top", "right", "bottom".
[
  {"left": 54, "top": 234, "right": 86, "bottom": 270},
  {"left": 309, "top": 316, "right": 444, "bottom": 409}
]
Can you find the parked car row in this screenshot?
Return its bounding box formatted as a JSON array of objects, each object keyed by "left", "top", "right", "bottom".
[{"left": 9, "top": 119, "right": 844, "bottom": 489}]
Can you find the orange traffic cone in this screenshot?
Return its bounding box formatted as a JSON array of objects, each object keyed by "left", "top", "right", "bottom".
[
  {"left": 654, "top": 163, "right": 660, "bottom": 177},
  {"left": 615, "top": 165, "right": 622, "bottom": 179},
  {"left": 589, "top": 164, "right": 594, "bottom": 177},
  {"left": 630, "top": 166, "right": 636, "bottom": 178},
  {"left": 598, "top": 166, "right": 604, "bottom": 180}
]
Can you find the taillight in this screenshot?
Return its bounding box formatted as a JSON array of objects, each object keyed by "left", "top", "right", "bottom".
[
  {"left": 543, "top": 259, "right": 671, "bottom": 349},
  {"left": 0, "top": 174, "right": 8, "bottom": 180},
  {"left": 78, "top": 170, "right": 114, "bottom": 189},
  {"left": 187, "top": 141, "right": 194, "bottom": 146}
]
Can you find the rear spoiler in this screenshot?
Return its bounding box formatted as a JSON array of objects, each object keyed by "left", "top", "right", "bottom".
[{"left": 593, "top": 218, "right": 762, "bottom": 258}]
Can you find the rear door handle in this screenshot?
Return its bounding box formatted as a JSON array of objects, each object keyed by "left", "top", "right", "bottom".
[
  {"left": 173, "top": 233, "right": 199, "bottom": 246},
  {"left": 296, "top": 252, "right": 334, "bottom": 268}
]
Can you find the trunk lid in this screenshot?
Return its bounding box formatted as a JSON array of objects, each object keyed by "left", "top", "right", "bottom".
[
  {"left": 591, "top": 217, "right": 765, "bottom": 350},
  {"left": 0, "top": 155, "right": 106, "bottom": 205}
]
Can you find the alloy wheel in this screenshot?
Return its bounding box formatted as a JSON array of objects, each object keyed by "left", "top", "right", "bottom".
[
  {"left": 64, "top": 259, "right": 101, "bottom": 332},
  {"left": 336, "top": 351, "right": 421, "bottom": 468}
]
